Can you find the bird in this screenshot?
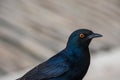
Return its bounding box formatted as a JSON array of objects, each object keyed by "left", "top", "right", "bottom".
[{"left": 17, "top": 29, "right": 102, "bottom": 80}]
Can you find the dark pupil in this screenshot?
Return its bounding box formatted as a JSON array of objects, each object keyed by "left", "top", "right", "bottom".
[{"left": 80, "top": 34, "right": 85, "bottom": 38}]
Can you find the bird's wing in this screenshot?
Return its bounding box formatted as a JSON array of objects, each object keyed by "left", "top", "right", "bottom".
[{"left": 19, "top": 56, "right": 69, "bottom": 80}]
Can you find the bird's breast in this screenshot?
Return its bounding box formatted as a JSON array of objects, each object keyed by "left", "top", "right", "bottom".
[
  {"left": 67, "top": 51, "right": 90, "bottom": 79},
  {"left": 66, "top": 59, "right": 90, "bottom": 80}
]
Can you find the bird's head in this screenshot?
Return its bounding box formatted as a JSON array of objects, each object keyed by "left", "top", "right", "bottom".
[{"left": 67, "top": 29, "right": 102, "bottom": 48}]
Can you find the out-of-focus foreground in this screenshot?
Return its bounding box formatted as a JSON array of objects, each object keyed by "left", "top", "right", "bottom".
[{"left": 0, "top": 0, "right": 120, "bottom": 80}]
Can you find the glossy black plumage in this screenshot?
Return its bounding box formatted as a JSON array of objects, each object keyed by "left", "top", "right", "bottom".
[{"left": 17, "top": 29, "right": 102, "bottom": 80}]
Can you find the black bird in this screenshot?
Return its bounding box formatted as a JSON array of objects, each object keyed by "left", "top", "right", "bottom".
[{"left": 17, "top": 29, "right": 102, "bottom": 80}]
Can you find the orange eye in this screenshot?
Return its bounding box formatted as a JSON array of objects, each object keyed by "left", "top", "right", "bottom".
[{"left": 80, "top": 33, "right": 85, "bottom": 38}]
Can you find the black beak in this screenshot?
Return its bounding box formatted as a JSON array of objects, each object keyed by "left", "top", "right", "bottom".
[{"left": 87, "top": 33, "right": 103, "bottom": 39}]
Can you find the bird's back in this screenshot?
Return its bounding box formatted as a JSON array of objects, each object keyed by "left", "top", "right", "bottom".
[{"left": 17, "top": 50, "right": 70, "bottom": 80}]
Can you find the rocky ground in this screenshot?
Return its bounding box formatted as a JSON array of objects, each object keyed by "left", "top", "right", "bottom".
[{"left": 0, "top": 0, "right": 120, "bottom": 80}]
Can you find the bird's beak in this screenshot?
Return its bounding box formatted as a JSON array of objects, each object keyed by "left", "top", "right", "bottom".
[{"left": 87, "top": 33, "right": 103, "bottom": 39}]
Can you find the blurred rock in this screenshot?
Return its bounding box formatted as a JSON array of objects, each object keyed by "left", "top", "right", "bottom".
[{"left": 84, "top": 48, "right": 120, "bottom": 80}]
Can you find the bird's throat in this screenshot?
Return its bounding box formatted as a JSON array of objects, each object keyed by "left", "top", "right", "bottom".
[{"left": 65, "top": 46, "right": 90, "bottom": 64}]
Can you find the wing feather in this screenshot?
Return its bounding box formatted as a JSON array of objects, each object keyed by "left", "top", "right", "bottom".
[{"left": 18, "top": 55, "right": 69, "bottom": 80}]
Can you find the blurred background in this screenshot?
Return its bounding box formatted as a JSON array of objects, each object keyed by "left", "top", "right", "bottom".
[{"left": 0, "top": 0, "right": 120, "bottom": 80}]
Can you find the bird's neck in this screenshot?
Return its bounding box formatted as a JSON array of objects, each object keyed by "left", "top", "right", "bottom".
[
  {"left": 65, "top": 45, "right": 90, "bottom": 63},
  {"left": 66, "top": 43, "right": 89, "bottom": 52}
]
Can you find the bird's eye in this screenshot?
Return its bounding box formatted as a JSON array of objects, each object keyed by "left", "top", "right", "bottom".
[{"left": 80, "top": 33, "right": 85, "bottom": 38}]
